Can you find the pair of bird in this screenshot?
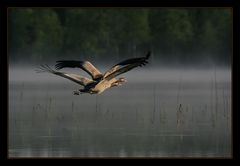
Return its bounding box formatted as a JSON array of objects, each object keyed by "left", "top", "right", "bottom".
[{"left": 37, "top": 51, "right": 151, "bottom": 95}]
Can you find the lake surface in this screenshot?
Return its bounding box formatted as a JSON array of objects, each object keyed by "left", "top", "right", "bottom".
[{"left": 8, "top": 67, "right": 231, "bottom": 158}]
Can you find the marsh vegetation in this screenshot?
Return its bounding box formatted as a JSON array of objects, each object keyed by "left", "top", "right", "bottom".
[{"left": 9, "top": 67, "right": 231, "bottom": 157}]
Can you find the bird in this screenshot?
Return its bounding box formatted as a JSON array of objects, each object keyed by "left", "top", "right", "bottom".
[{"left": 36, "top": 51, "right": 151, "bottom": 95}]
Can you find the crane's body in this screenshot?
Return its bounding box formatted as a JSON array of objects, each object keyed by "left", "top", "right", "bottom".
[{"left": 36, "top": 51, "right": 150, "bottom": 95}]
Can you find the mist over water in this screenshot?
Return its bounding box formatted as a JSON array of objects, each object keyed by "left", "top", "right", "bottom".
[{"left": 8, "top": 66, "right": 231, "bottom": 157}]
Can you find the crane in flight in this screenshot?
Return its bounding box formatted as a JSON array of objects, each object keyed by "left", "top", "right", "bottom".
[{"left": 36, "top": 51, "right": 151, "bottom": 95}]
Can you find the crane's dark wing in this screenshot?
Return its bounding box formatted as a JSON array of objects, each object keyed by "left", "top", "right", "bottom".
[
  {"left": 36, "top": 64, "right": 94, "bottom": 86},
  {"left": 103, "top": 51, "right": 151, "bottom": 81},
  {"left": 55, "top": 60, "right": 103, "bottom": 80}
]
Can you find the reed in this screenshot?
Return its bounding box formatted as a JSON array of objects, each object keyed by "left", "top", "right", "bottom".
[
  {"left": 214, "top": 67, "right": 218, "bottom": 123},
  {"left": 222, "top": 89, "right": 226, "bottom": 118},
  {"left": 111, "top": 111, "right": 114, "bottom": 119},
  {"left": 177, "top": 76, "right": 182, "bottom": 105},
  {"left": 159, "top": 102, "right": 166, "bottom": 125},
  {"left": 151, "top": 84, "right": 156, "bottom": 124},
  {"left": 95, "top": 95, "right": 98, "bottom": 113},
  {"left": 226, "top": 97, "right": 229, "bottom": 121},
  {"left": 31, "top": 105, "right": 35, "bottom": 127},
  {"left": 105, "top": 108, "right": 110, "bottom": 119},
  {"left": 214, "top": 67, "right": 219, "bottom": 154},
  {"left": 176, "top": 75, "right": 183, "bottom": 129},
  {"left": 94, "top": 95, "right": 98, "bottom": 123},
  {"left": 135, "top": 107, "right": 138, "bottom": 121},
  {"left": 48, "top": 97, "right": 52, "bottom": 112},
  {"left": 19, "top": 82, "right": 24, "bottom": 101},
  {"left": 177, "top": 104, "right": 183, "bottom": 128},
  {"left": 210, "top": 77, "right": 215, "bottom": 127},
  {"left": 71, "top": 101, "right": 74, "bottom": 112}
]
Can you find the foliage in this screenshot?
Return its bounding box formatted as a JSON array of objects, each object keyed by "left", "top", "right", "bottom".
[{"left": 9, "top": 8, "right": 231, "bottom": 65}]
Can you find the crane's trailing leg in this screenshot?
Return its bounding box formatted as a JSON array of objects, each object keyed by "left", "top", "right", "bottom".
[{"left": 73, "top": 90, "right": 80, "bottom": 95}]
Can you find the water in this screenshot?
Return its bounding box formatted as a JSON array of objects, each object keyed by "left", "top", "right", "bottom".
[{"left": 8, "top": 67, "right": 231, "bottom": 157}]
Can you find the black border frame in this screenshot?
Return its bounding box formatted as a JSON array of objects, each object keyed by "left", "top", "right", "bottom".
[{"left": 1, "top": 0, "right": 239, "bottom": 160}]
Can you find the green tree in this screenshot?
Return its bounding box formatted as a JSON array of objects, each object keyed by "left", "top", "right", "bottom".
[
  {"left": 9, "top": 8, "right": 63, "bottom": 62},
  {"left": 31, "top": 9, "right": 63, "bottom": 61},
  {"left": 9, "top": 8, "right": 34, "bottom": 60},
  {"left": 120, "top": 9, "right": 150, "bottom": 57},
  {"left": 9, "top": 8, "right": 231, "bottom": 65},
  {"left": 149, "top": 9, "right": 193, "bottom": 62}
]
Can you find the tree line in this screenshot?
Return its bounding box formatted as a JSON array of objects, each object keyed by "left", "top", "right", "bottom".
[{"left": 9, "top": 8, "right": 231, "bottom": 65}]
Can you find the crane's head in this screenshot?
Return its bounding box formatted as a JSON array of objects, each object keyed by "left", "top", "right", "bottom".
[
  {"left": 119, "top": 77, "right": 127, "bottom": 83},
  {"left": 111, "top": 77, "right": 127, "bottom": 87}
]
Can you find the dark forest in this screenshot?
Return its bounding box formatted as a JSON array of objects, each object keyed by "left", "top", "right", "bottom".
[{"left": 8, "top": 8, "right": 232, "bottom": 65}]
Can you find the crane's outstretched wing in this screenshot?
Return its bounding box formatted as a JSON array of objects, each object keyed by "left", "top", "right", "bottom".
[
  {"left": 36, "top": 64, "right": 94, "bottom": 86},
  {"left": 55, "top": 60, "right": 103, "bottom": 80},
  {"left": 103, "top": 51, "right": 151, "bottom": 81}
]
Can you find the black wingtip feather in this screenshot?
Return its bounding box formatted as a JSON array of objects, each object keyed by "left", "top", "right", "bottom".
[
  {"left": 55, "top": 60, "right": 84, "bottom": 70},
  {"left": 146, "top": 51, "right": 151, "bottom": 59}
]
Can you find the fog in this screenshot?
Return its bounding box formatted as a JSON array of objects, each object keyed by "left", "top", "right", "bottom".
[{"left": 8, "top": 66, "right": 231, "bottom": 157}]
